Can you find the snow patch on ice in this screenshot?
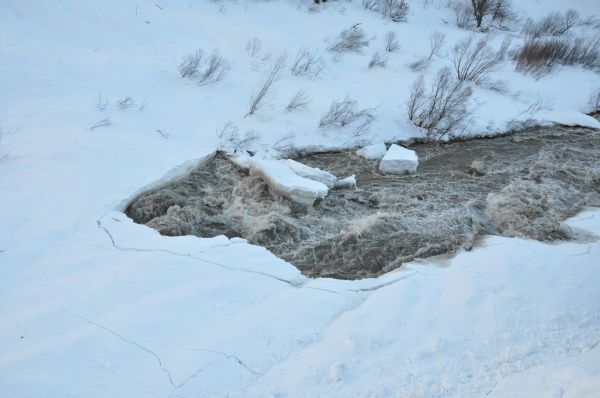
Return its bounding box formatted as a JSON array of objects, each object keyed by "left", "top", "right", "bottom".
[
  {"left": 356, "top": 143, "right": 387, "bottom": 160},
  {"left": 379, "top": 144, "right": 418, "bottom": 174},
  {"left": 281, "top": 159, "right": 337, "bottom": 189},
  {"left": 249, "top": 157, "right": 329, "bottom": 206}
]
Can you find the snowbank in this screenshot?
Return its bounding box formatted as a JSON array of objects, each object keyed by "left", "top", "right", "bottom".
[
  {"left": 249, "top": 158, "right": 329, "bottom": 206},
  {"left": 535, "top": 110, "right": 600, "bottom": 129},
  {"left": 281, "top": 159, "right": 337, "bottom": 189},
  {"left": 489, "top": 345, "right": 600, "bottom": 398},
  {"left": 379, "top": 144, "right": 419, "bottom": 174},
  {"left": 356, "top": 143, "right": 387, "bottom": 160}
]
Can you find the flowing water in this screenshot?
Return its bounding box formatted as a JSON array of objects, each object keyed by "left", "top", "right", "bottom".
[{"left": 126, "top": 124, "right": 600, "bottom": 279}]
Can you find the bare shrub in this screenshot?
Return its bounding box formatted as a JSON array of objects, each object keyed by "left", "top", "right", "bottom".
[
  {"left": 513, "top": 35, "right": 600, "bottom": 76},
  {"left": 246, "top": 37, "right": 262, "bottom": 58},
  {"left": 409, "top": 31, "right": 446, "bottom": 71},
  {"left": 471, "top": 0, "right": 494, "bottom": 28},
  {"left": 96, "top": 93, "right": 108, "bottom": 111},
  {"left": 489, "top": 0, "right": 515, "bottom": 28},
  {"left": 526, "top": 94, "right": 555, "bottom": 115},
  {"left": 452, "top": 35, "right": 510, "bottom": 84},
  {"left": 523, "top": 9, "right": 580, "bottom": 38},
  {"left": 452, "top": 2, "right": 474, "bottom": 29},
  {"left": 382, "top": 0, "right": 409, "bottom": 22},
  {"left": 452, "top": 0, "right": 514, "bottom": 30},
  {"left": 217, "top": 122, "right": 260, "bottom": 153},
  {"left": 179, "top": 49, "right": 202, "bottom": 78},
  {"left": 179, "top": 49, "right": 231, "bottom": 85},
  {"left": 285, "top": 89, "right": 311, "bottom": 112},
  {"left": 291, "top": 48, "right": 323, "bottom": 78},
  {"left": 90, "top": 118, "right": 111, "bottom": 131},
  {"left": 368, "top": 51, "right": 388, "bottom": 69},
  {"left": 0, "top": 131, "right": 7, "bottom": 163},
  {"left": 198, "top": 50, "right": 231, "bottom": 85},
  {"left": 406, "top": 67, "right": 473, "bottom": 138},
  {"left": 384, "top": 31, "right": 400, "bottom": 52},
  {"left": 329, "top": 24, "right": 370, "bottom": 53},
  {"left": 362, "top": 0, "right": 379, "bottom": 11},
  {"left": 246, "top": 54, "right": 287, "bottom": 117},
  {"left": 271, "top": 132, "right": 296, "bottom": 153},
  {"left": 363, "top": 0, "right": 409, "bottom": 22},
  {"left": 589, "top": 89, "right": 600, "bottom": 111},
  {"left": 319, "top": 97, "right": 375, "bottom": 136},
  {"left": 117, "top": 97, "right": 135, "bottom": 109}
]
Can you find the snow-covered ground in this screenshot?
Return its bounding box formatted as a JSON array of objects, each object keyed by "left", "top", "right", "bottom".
[{"left": 1, "top": 0, "right": 599, "bottom": 397}]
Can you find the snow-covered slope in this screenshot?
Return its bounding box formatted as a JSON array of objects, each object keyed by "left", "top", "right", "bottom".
[{"left": 1, "top": 1, "right": 599, "bottom": 397}]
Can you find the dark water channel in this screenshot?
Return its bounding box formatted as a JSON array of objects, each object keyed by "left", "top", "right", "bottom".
[{"left": 126, "top": 124, "right": 600, "bottom": 279}]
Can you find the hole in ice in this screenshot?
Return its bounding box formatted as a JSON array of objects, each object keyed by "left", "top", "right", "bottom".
[{"left": 126, "top": 124, "right": 600, "bottom": 279}]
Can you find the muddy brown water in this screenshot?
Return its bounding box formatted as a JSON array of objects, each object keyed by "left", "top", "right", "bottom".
[{"left": 126, "top": 124, "right": 600, "bottom": 279}]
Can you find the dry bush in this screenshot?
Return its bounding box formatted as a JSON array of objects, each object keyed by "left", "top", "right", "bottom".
[
  {"left": 523, "top": 9, "right": 580, "bottom": 38},
  {"left": 179, "top": 49, "right": 231, "bottom": 85},
  {"left": 179, "top": 50, "right": 202, "bottom": 78},
  {"left": 382, "top": 0, "right": 409, "bottom": 22},
  {"left": 217, "top": 122, "right": 260, "bottom": 153},
  {"left": 368, "top": 51, "right": 389, "bottom": 69},
  {"left": 90, "top": 118, "right": 111, "bottom": 131},
  {"left": 384, "top": 31, "right": 400, "bottom": 52},
  {"left": 409, "top": 31, "right": 446, "bottom": 71},
  {"left": 451, "top": 0, "right": 514, "bottom": 30},
  {"left": 452, "top": 35, "right": 510, "bottom": 84},
  {"left": 291, "top": 48, "right": 323, "bottom": 78},
  {"left": 329, "top": 24, "right": 370, "bottom": 53},
  {"left": 96, "top": 93, "right": 108, "bottom": 111},
  {"left": 407, "top": 67, "right": 473, "bottom": 138},
  {"left": 246, "top": 37, "right": 261, "bottom": 58},
  {"left": 117, "top": 96, "right": 135, "bottom": 109},
  {"left": 246, "top": 54, "right": 287, "bottom": 117},
  {"left": 362, "top": 0, "right": 380, "bottom": 12},
  {"left": 452, "top": 2, "right": 474, "bottom": 29},
  {"left": 590, "top": 88, "right": 600, "bottom": 110},
  {"left": 319, "top": 97, "right": 375, "bottom": 136},
  {"left": 198, "top": 50, "right": 231, "bottom": 85},
  {"left": 513, "top": 35, "right": 600, "bottom": 76},
  {"left": 363, "top": 0, "right": 409, "bottom": 22},
  {"left": 286, "top": 89, "right": 311, "bottom": 112}
]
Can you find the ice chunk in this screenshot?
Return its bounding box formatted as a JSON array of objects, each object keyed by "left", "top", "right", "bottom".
[
  {"left": 356, "top": 143, "right": 387, "bottom": 160},
  {"left": 281, "top": 159, "right": 337, "bottom": 188},
  {"left": 334, "top": 175, "right": 356, "bottom": 189},
  {"left": 379, "top": 144, "right": 418, "bottom": 174},
  {"left": 249, "top": 157, "right": 329, "bottom": 206}
]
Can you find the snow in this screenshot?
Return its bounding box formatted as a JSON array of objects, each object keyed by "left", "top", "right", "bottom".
[
  {"left": 281, "top": 158, "right": 337, "bottom": 188},
  {"left": 379, "top": 143, "right": 419, "bottom": 174},
  {"left": 356, "top": 143, "right": 387, "bottom": 160},
  {"left": 1, "top": 0, "right": 600, "bottom": 397},
  {"left": 249, "top": 157, "right": 329, "bottom": 206},
  {"left": 489, "top": 345, "right": 600, "bottom": 398}
]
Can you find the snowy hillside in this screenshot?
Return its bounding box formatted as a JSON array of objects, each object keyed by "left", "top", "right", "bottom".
[{"left": 1, "top": 0, "right": 600, "bottom": 397}]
